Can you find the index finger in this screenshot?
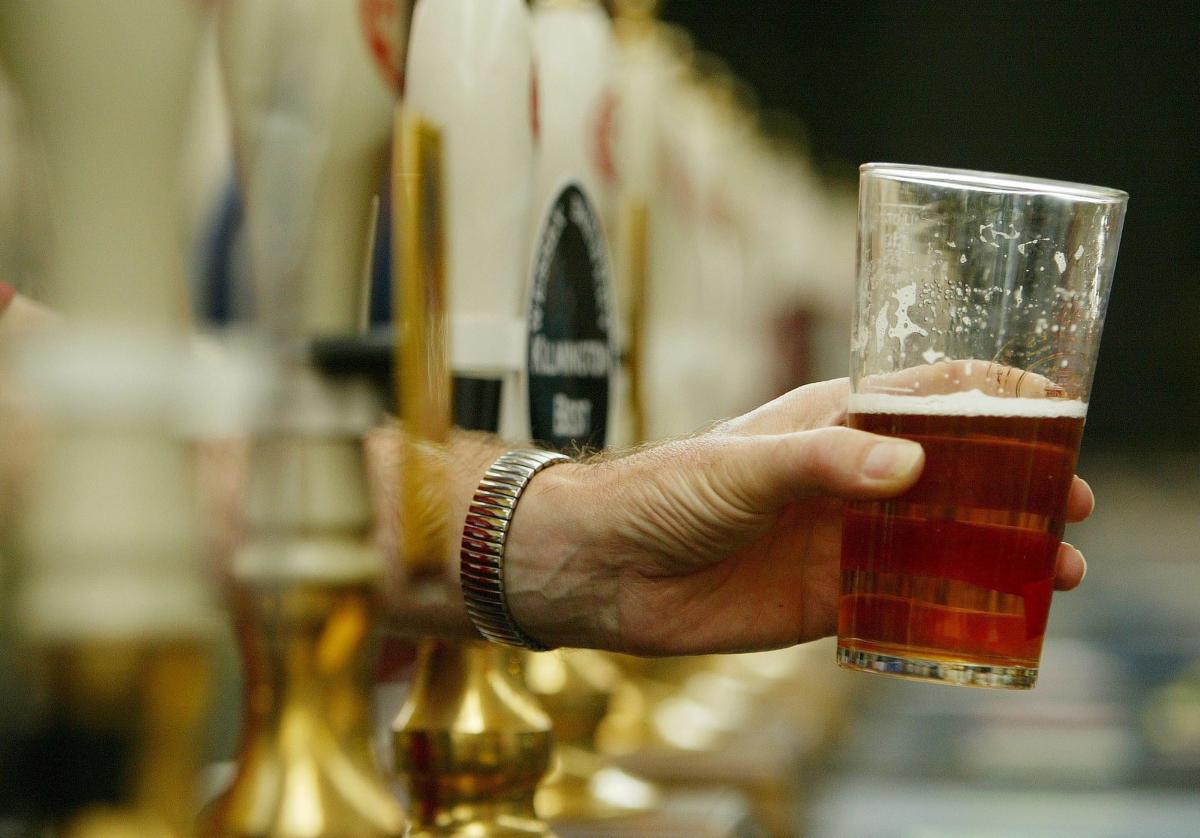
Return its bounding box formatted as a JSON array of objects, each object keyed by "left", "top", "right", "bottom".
[{"left": 718, "top": 379, "right": 849, "bottom": 437}]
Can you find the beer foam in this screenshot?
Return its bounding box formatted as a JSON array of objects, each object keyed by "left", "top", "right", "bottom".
[{"left": 849, "top": 390, "right": 1088, "bottom": 418}]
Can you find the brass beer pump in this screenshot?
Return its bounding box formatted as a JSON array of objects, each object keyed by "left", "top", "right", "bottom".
[
  {"left": 200, "top": 1, "right": 405, "bottom": 835},
  {"left": 0, "top": 2, "right": 216, "bottom": 835},
  {"left": 394, "top": 637, "right": 554, "bottom": 838},
  {"left": 389, "top": 2, "right": 556, "bottom": 835}
]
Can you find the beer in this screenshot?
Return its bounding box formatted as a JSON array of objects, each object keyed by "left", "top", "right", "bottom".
[{"left": 838, "top": 391, "right": 1085, "bottom": 686}]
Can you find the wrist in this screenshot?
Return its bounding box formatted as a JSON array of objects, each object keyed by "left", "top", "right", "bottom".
[
  {"left": 503, "top": 460, "right": 617, "bottom": 650},
  {"left": 374, "top": 428, "right": 506, "bottom": 640}
]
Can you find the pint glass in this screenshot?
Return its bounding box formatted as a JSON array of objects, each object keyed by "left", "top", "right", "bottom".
[{"left": 837, "top": 164, "right": 1127, "bottom": 689}]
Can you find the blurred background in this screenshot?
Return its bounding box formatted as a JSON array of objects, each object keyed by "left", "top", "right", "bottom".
[
  {"left": 663, "top": 1, "right": 1199, "bottom": 453},
  {"left": 0, "top": 2, "right": 1196, "bottom": 836}
]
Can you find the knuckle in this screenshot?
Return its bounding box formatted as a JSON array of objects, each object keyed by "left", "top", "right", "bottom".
[
  {"left": 798, "top": 426, "right": 855, "bottom": 482},
  {"left": 797, "top": 425, "right": 879, "bottom": 492}
]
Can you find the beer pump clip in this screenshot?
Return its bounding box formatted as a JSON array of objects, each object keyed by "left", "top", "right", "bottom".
[
  {"left": 0, "top": 3, "right": 215, "bottom": 834},
  {"left": 206, "top": 1, "right": 406, "bottom": 834},
  {"left": 526, "top": 0, "right": 620, "bottom": 455}
]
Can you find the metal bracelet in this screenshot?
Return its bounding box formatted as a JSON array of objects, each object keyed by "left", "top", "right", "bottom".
[{"left": 460, "top": 448, "right": 569, "bottom": 651}]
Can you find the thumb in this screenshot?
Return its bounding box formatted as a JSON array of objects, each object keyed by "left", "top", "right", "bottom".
[{"left": 717, "top": 426, "right": 924, "bottom": 510}]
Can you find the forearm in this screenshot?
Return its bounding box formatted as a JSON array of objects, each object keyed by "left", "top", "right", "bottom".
[
  {"left": 373, "top": 425, "right": 615, "bottom": 649},
  {"left": 370, "top": 427, "right": 497, "bottom": 638}
]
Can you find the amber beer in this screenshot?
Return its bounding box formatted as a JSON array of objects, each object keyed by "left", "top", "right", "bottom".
[{"left": 838, "top": 392, "right": 1086, "bottom": 686}]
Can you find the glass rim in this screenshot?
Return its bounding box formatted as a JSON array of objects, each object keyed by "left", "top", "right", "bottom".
[{"left": 861, "top": 162, "right": 1128, "bottom": 204}]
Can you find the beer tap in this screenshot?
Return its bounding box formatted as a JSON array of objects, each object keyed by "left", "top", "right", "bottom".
[
  {"left": 200, "top": 1, "right": 406, "bottom": 834},
  {"left": 389, "top": 2, "right": 556, "bottom": 835},
  {"left": 519, "top": 0, "right": 663, "bottom": 824},
  {"left": 0, "top": 2, "right": 215, "bottom": 834}
]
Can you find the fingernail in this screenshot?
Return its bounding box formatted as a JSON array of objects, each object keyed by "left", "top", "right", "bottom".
[
  {"left": 863, "top": 440, "right": 923, "bottom": 481},
  {"left": 1081, "top": 479, "right": 1096, "bottom": 510},
  {"left": 1062, "top": 541, "right": 1087, "bottom": 580}
]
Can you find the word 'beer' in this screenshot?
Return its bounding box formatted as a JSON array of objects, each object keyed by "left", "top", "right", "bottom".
[{"left": 838, "top": 391, "right": 1085, "bottom": 685}]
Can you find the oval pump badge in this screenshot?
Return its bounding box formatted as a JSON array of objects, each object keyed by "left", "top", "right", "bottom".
[{"left": 527, "top": 183, "right": 614, "bottom": 452}]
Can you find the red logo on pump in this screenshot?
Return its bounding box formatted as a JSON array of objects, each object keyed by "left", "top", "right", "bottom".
[
  {"left": 359, "top": 0, "right": 405, "bottom": 94},
  {"left": 530, "top": 63, "right": 541, "bottom": 144},
  {"left": 591, "top": 88, "right": 619, "bottom": 186}
]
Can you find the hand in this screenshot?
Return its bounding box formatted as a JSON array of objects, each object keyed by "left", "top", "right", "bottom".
[{"left": 506, "top": 379, "right": 1093, "bottom": 656}]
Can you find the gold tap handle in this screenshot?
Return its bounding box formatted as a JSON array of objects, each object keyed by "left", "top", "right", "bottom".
[
  {"left": 393, "top": 108, "right": 452, "bottom": 580},
  {"left": 620, "top": 197, "right": 649, "bottom": 444}
]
